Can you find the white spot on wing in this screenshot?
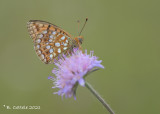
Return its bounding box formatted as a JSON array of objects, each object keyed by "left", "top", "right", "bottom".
[
  {"left": 61, "top": 36, "right": 65, "bottom": 40},
  {"left": 36, "top": 45, "right": 40, "bottom": 49},
  {"left": 50, "top": 54, "right": 53, "bottom": 59},
  {"left": 58, "top": 48, "right": 61, "bottom": 53},
  {"left": 38, "top": 34, "right": 43, "bottom": 38},
  {"left": 52, "top": 31, "right": 56, "bottom": 35},
  {"left": 43, "top": 30, "right": 47, "bottom": 34},
  {"left": 49, "top": 49, "right": 54, "bottom": 53},
  {"left": 49, "top": 35, "right": 53, "bottom": 38},
  {"left": 64, "top": 43, "right": 67, "bottom": 46},
  {"left": 37, "top": 50, "right": 41, "bottom": 55},
  {"left": 55, "top": 42, "right": 60, "bottom": 47},
  {"left": 46, "top": 45, "right": 50, "bottom": 49},
  {"left": 49, "top": 39, "right": 52, "bottom": 42},
  {"left": 40, "top": 54, "right": 44, "bottom": 59},
  {"left": 63, "top": 47, "right": 67, "bottom": 50},
  {"left": 36, "top": 39, "right": 41, "bottom": 43},
  {"left": 53, "top": 53, "right": 56, "bottom": 57}
]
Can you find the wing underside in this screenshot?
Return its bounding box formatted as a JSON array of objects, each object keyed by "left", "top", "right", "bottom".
[{"left": 27, "top": 20, "right": 73, "bottom": 64}]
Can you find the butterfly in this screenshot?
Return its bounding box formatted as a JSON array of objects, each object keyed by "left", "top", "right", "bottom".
[{"left": 27, "top": 19, "right": 87, "bottom": 64}]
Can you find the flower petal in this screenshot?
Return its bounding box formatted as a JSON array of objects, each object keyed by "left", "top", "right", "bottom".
[
  {"left": 49, "top": 48, "right": 104, "bottom": 99},
  {"left": 78, "top": 78, "right": 85, "bottom": 86}
]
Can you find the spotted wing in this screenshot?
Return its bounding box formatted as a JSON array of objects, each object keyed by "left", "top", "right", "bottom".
[{"left": 27, "top": 20, "right": 73, "bottom": 64}]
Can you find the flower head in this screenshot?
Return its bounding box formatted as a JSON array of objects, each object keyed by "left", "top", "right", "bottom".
[{"left": 48, "top": 48, "right": 104, "bottom": 99}]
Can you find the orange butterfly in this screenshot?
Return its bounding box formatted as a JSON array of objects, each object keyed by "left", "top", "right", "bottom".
[{"left": 27, "top": 19, "right": 87, "bottom": 64}]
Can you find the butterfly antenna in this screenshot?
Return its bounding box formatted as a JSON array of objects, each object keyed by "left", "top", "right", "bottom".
[
  {"left": 79, "top": 18, "right": 88, "bottom": 36},
  {"left": 77, "top": 20, "right": 80, "bottom": 35}
]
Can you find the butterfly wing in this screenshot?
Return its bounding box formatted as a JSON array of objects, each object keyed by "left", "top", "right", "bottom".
[{"left": 27, "top": 20, "right": 73, "bottom": 64}]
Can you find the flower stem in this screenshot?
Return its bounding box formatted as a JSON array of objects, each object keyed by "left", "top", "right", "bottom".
[{"left": 85, "top": 81, "right": 115, "bottom": 114}]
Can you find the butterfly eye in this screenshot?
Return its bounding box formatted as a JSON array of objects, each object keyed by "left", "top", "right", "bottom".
[{"left": 78, "top": 37, "right": 83, "bottom": 44}]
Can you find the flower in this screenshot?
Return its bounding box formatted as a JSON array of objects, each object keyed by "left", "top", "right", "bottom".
[{"left": 48, "top": 48, "right": 104, "bottom": 99}]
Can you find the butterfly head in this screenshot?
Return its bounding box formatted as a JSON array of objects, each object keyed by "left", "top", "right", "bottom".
[
  {"left": 78, "top": 36, "right": 84, "bottom": 44},
  {"left": 75, "top": 36, "right": 83, "bottom": 44},
  {"left": 73, "top": 36, "right": 83, "bottom": 49}
]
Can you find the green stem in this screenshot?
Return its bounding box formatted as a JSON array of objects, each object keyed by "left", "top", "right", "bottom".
[{"left": 85, "top": 81, "right": 115, "bottom": 114}]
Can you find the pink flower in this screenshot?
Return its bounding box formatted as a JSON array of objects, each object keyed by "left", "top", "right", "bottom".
[{"left": 48, "top": 48, "right": 104, "bottom": 99}]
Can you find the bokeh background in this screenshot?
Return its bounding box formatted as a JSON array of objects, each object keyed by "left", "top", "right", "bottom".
[{"left": 0, "top": 0, "right": 160, "bottom": 114}]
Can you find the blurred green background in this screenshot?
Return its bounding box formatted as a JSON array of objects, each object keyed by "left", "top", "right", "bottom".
[{"left": 0, "top": 0, "right": 160, "bottom": 114}]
